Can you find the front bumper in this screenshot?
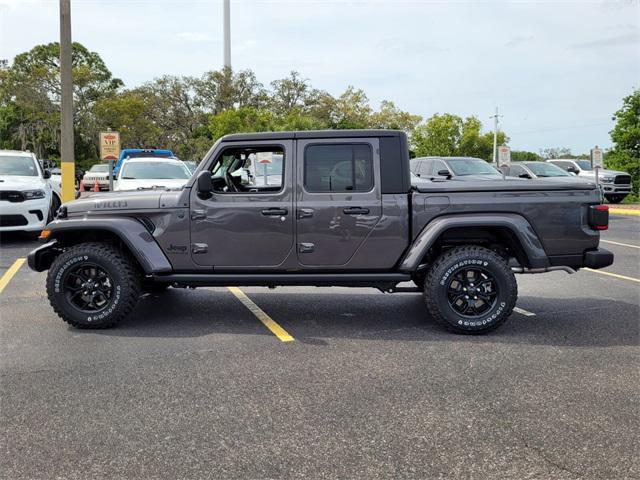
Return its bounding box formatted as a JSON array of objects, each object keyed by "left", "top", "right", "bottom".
[
  {"left": 0, "top": 197, "right": 49, "bottom": 232},
  {"left": 27, "top": 240, "right": 59, "bottom": 272},
  {"left": 583, "top": 248, "right": 614, "bottom": 269}
]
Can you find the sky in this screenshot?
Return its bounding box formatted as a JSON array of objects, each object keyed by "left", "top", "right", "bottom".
[{"left": 0, "top": 0, "right": 638, "bottom": 154}]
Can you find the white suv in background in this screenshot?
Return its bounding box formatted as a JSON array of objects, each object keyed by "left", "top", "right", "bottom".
[
  {"left": 115, "top": 157, "right": 192, "bottom": 191},
  {"left": 0, "top": 150, "right": 61, "bottom": 233}
]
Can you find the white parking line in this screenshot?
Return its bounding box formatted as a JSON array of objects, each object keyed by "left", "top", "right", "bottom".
[
  {"left": 601, "top": 239, "right": 640, "bottom": 250},
  {"left": 513, "top": 307, "right": 536, "bottom": 317}
]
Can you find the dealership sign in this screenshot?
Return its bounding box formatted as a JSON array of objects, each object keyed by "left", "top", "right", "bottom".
[{"left": 100, "top": 132, "right": 120, "bottom": 161}]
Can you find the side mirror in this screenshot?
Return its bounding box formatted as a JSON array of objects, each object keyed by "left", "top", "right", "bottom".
[
  {"left": 437, "top": 169, "right": 452, "bottom": 178},
  {"left": 567, "top": 167, "right": 578, "bottom": 174},
  {"left": 196, "top": 170, "right": 213, "bottom": 198},
  {"left": 43, "top": 169, "right": 51, "bottom": 179},
  {"left": 518, "top": 173, "right": 531, "bottom": 179}
]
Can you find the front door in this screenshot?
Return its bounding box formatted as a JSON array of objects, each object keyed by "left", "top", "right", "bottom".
[
  {"left": 296, "top": 137, "right": 382, "bottom": 267},
  {"left": 190, "top": 140, "right": 294, "bottom": 268}
]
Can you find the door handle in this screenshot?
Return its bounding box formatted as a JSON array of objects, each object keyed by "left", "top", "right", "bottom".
[
  {"left": 298, "top": 208, "right": 314, "bottom": 219},
  {"left": 261, "top": 208, "right": 288, "bottom": 216},
  {"left": 343, "top": 207, "right": 370, "bottom": 215}
]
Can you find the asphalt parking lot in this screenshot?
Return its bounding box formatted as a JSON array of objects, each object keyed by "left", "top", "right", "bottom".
[{"left": 1, "top": 214, "right": 638, "bottom": 479}]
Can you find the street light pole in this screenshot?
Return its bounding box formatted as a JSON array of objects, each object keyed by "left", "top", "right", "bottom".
[
  {"left": 223, "top": 0, "right": 231, "bottom": 68},
  {"left": 490, "top": 106, "right": 502, "bottom": 165},
  {"left": 59, "top": 0, "right": 75, "bottom": 202}
]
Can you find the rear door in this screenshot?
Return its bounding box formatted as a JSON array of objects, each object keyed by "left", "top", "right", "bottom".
[{"left": 295, "top": 137, "right": 382, "bottom": 267}]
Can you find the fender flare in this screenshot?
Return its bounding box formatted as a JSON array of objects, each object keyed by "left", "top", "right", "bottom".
[
  {"left": 33, "top": 217, "right": 172, "bottom": 274},
  {"left": 399, "top": 213, "right": 549, "bottom": 272}
]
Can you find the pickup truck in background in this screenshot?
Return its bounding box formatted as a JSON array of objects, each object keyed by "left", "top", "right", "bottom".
[
  {"left": 547, "top": 158, "right": 632, "bottom": 203},
  {"left": 28, "top": 130, "right": 613, "bottom": 334}
]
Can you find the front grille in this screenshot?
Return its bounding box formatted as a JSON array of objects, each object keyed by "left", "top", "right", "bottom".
[
  {"left": 0, "top": 191, "right": 25, "bottom": 202},
  {"left": 614, "top": 175, "right": 631, "bottom": 185},
  {"left": 0, "top": 215, "right": 28, "bottom": 226}
]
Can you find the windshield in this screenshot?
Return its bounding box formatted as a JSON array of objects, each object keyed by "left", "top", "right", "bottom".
[
  {"left": 526, "top": 162, "right": 571, "bottom": 177},
  {"left": 576, "top": 160, "right": 593, "bottom": 170},
  {"left": 121, "top": 162, "right": 190, "bottom": 180},
  {"left": 89, "top": 164, "right": 109, "bottom": 172},
  {"left": 447, "top": 158, "right": 500, "bottom": 176},
  {"left": 0, "top": 155, "right": 39, "bottom": 176}
]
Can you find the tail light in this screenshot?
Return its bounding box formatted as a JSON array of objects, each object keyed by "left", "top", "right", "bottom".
[{"left": 588, "top": 204, "right": 609, "bottom": 230}]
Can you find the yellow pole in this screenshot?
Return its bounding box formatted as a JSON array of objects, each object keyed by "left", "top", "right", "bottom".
[{"left": 59, "top": 0, "right": 75, "bottom": 203}]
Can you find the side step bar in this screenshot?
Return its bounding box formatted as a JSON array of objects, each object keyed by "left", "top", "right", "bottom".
[{"left": 153, "top": 273, "right": 412, "bottom": 288}]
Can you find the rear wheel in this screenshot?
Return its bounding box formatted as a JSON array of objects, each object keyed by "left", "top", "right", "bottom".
[
  {"left": 46, "top": 242, "right": 141, "bottom": 328},
  {"left": 424, "top": 245, "right": 517, "bottom": 334}
]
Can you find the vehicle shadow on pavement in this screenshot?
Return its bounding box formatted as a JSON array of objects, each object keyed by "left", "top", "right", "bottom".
[
  {"left": 94, "top": 289, "right": 278, "bottom": 340},
  {"left": 94, "top": 289, "right": 639, "bottom": 348}
]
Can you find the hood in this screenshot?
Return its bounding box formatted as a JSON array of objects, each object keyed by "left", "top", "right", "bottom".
[
  {"left": 580, "top": 169, "right": 628, "bottom": 177},
  {"left": 0, "top": 175, "right": 47, "bottom": 190},
  {"left": 64, "top": 189, "right": 188, "bottom": 216},
  {"left": 537, "top": 176, "right": 596, "bottom": 184},
  {"left": 452, "top": 174, "right": 514, "bottom": 181}
]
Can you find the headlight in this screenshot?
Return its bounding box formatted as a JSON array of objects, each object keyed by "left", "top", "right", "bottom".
[
  {"left": 22, "top": 189, "right": 46, "bottom": 199},
  {"left": 600, "top": 176, "right": 614, "bottom": 183}
]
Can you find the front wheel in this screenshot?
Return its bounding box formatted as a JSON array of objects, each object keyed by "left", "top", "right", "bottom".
[
  {"left": 424, "top": 245, "right": 517, "bottom": 334},
  {"left": 46, "top": 242, "right": 141, "bottom": 328}
]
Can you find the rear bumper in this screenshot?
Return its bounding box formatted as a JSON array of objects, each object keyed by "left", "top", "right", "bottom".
[{"left": 583, "top": 248, "right": 614, "bottom": 269}]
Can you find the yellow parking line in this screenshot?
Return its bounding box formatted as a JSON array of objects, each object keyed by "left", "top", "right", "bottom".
[
  {"left": 227, "top": 287, "right": 294, "bottom": 342},
  {"left": 609, "top": 208, "right": 640, "bottom": 217},
  {"left": 601, "top": 239, "right": 640, "bottom": 249},
  {"left": 584, "top": 268, "right": 640, "bottom": 284},
  {"left": 0, "top": 258, "right": 26, "bottom": 294}
]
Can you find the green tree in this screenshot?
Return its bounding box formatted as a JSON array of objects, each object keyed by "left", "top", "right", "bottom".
[
  {"left": 196, "top": 67, "right": 267, "bottom": 114},
  {"left": 511, "top": 150, "right": 541, "bottom": 162},
  {"left": 411, "top": 113, "right": 506, "bottom": 160},
  {"left": 606, "top": 89, "right": 640, "bottom": 200},
  {"left": 369, "top": 100, "right": 422, "bottom": 132},
  {"left": 0, "top": 42, "right": 122, "bottom": 160},
  {"left": 208, "top": 107, "right": 274, "bottom": 140}
]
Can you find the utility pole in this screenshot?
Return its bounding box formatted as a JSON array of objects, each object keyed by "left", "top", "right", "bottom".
[
  {"left": 59, "top": 0, "right": 75, "bottom": 202},
  {"left": 223, "top": 0, "right": 231, "bottom": 68},
  {"left": 490, "top": 106, "right": 502, "bottom": 165}
]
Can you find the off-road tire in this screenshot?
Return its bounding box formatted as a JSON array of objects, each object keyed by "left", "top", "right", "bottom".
[
  {"left": 46, "top": 242, "right": 141, "bottom": 329},
  {"left": 424, "top": 245, "right": 517, "bottom": 334}
]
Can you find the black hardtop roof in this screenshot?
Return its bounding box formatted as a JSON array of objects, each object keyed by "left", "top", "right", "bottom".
[{"left": 221, "top": 129, "right": 404, "bottom": 142}]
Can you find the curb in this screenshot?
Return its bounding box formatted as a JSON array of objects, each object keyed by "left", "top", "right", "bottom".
[{"left": 609, "top": 208, "right": 640, "bottom": 217}]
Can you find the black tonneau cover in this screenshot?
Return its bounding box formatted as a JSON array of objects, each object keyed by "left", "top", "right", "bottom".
[{"left": 414, "top": 179, "right": 597, "bottom": 193}]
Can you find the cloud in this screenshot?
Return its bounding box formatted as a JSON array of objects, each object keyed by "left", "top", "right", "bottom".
[
  {"left": 571, "top": 32, "right": 639, "bottom": 49},
  {"left": 505, "top": 35, "right": 534, "bottom": 47},
  {"left": 176, "top": 32, "right": 215, "bottom": 43}
]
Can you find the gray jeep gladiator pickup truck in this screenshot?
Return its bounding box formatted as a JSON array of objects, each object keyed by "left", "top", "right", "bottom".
[{"left": 28, "top": 130, "right": 613, "bottom": 334}]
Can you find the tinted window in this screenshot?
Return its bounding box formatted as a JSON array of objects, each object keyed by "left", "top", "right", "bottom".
[
  {"left": 304, "top": 144, "right": 373, "bottom": 192},
  {"left": 210, "top": 146, "right": 284, "bottom": 193},
  {"left": 432, "top": 160, "right": 448, "bottom": 176},
  {"left": 551, "top": 161, "right": 570, "bottom": 171},
  {"left": 121, "top": 162, "right": 191, "bottom": 180},
  {"left": 409, "top": 159, "right": 422, "bottom": 175},
  {"left": 526, "top": 162, "right": 570, "bottom": 177},
  {"left": 447, "top": 158, "right": 500, "bottom": 176},
  {"left": 0, "top": 155, "right": 39, "bottom": 176},
  {"left": 507, "top": 164, "right": 526, "bottom": 177}
]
